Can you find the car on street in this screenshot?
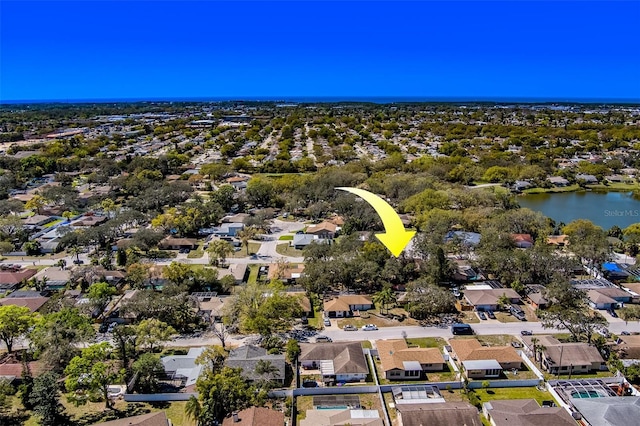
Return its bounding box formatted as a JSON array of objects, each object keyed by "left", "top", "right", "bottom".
[
  {"left": 362, "top": 324, "right": 378, "bottom": 331},
  {"left": 343, "top": 324, "right": 357, "bottom": 331},
  {"left": 324, "top": 318, "right": 331, "bottom": 327},
  {"left": 315, "top": 336, "right": 332, "bottom": 343},
  {"left": 486, "top": 310, "right": 496, "bottom": 319},
  {"left": 478, "top": 311, "right": 487, "bottom": 320},
  {"left": 622, "top": 331, "right": 631, "bottom": 336},
  {"left": 520, "top": 330, "right": 533, "bottom": 336}
]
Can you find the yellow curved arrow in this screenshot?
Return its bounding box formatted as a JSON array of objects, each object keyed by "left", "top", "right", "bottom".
[{"left": 337, "top": 187, "right": 415, "bottom": 257}]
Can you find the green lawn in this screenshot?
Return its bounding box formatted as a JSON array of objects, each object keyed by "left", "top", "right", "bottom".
[
  {"left": 471, "top": 387, "right": 552, "bottom": 405},
  {"left": 406, "top": 337, "right": 447, "bottom": 348},
  {"left": 228, "top": 243, "right": 261, "bottom": 258},
  {"left": 278, "top": 235, "right": 294, "bottom": 241},
  {"left": 523, "top": 184, "right": 580, "bottom": 194},
  {"left": 186, "top": 243, "right": 205, "bottom": 258},
  {"left": 247, "top": 264, "right": 260, "bottom": 285},
  {"left": 361, "top": 340, "right": 373, "bottom": 349},
  {"left": 276, "top": 243, "right": 305, "bottom": 257},
  {"left": 543, "top": 369, "right": 615, "bottom": 381}
]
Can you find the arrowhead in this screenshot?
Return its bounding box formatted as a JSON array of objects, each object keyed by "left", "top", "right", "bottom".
[{"left": 375, "top": 230, "right": 416, "bottom": 257}]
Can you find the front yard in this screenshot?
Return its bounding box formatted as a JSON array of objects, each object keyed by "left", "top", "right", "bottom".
[
  {"left": 276, "top": 243, "right": 304, "bottom": 257},
  {"left": 228, "top": 243, "right": 261, "bottom": 258}
]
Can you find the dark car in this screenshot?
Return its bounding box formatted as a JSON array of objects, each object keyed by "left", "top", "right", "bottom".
[
  {"left": 73, "top": 259, "right": 84, "bottom": 264},
  {"left": 478, "top": 311, "right": 487, "bottom": 320},
  {"left": 608, "top": 309, "right": 618, "bottom": 318},
  {"left": 302, "top": 380, "right": 318, "bottom": 388},
  {"left": 520, "top": 330, "right": 533, "bottom": 336},
  {"left": 486, "top": 310, "right": 496, "bottom": 319},
  {"left": 99, "top": 322, "right": 109, "bottom": 333}
]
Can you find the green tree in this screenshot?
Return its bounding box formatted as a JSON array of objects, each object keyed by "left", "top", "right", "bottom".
[
  {"left": 125, "top": 263, "right": 149, "bottom": 289},
  {"left": 373, "top": 285, "right": 396, "bottom": 315},
  {"left": 64, "top": 342, "right": 122, "bottom": 409},
  {"left": 135, "top": 318, "right": 176, "bottom": 352},
  {"left": 196, "top": 367, "right": 258, "bottom": 424},
  {"left": 563, "top": 219, "right": 611, "bottom": 273},
  {"left": 87, "top": 282, "right": 117, "bottom": 312},
  {"left": 195, "top": 346, "right": 227, "bottom": 373},
  {"left": 185, "top": 395, "right": 202, "bottom": 425},
  {"left": 25, "top": 194, "right": 46, "bottom": 214},
  {"left": 285, "top": 339, "right": 301, "bottom": 364},
  {"left": 131, "top": 353, "right": 164, "bottom": 393},
  {"left": 620, "top": 305, "right": 640, "bottom": 323},
  {"left": 29, "top": 372, "right": 67, "bottom": 426},
  {"left": 207, "top": 239, "right": 234, "bottom": 267},
  {"left": 0, "top": 305, "right": 36, "bottom": 353},
  {"left": 237, "top": 228, "right": 258, "bottom": 255},
  {"left": 30, "top": 307, "right": 95, "bottom": 372}
]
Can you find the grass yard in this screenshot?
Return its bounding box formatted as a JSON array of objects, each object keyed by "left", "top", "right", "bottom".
[
  {"left": 471, "top": 387, "right": 552, "bottom": 405},
  {"left": 228, "top": 243, "right": 261, "bottom": 258},
  {"left": 406, "top": 337, "right": 447, "bottom": 348},
  {"left": 361, "top": 340, "right": 373, "bottom": 349},
  {"left": 279, "top": 235, "right": 294, "bottom": 241},
  {"left": 42, "top": 218, "right": 64, "bottom": 228},
  {"left": 523, "top": 184, "right": 580, "bottom": 194},
  {"left": 459, "top": 311, "right": 481, "bottom": 324},
  {"left": 382, "top": 392, "right": 398, "bottom": 424},
  {"left": 543, "top": 369, "right": 615, "bottom": 381},
  {"left": 276, "top": 243, "right": 305, "bottom": 257},
  {"left": 296, "top": 396, "right": 313, "bottom": 422},
  {"left": 186, "top": 243, "right": 205, "bottom": 258},
  {"left": 247, "top": 264, "right": 260, "bottom": 284},
  {"left": 375, "top": 359, "right": 457, "bottom": 385},
  {"left": 453, "top": 334, "right": 518, "bottom": 347}
]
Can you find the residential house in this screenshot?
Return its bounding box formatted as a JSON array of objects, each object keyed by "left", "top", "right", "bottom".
[
  {"left": 511, "top": 233, "right": 534, "bottom": 248},
  {"left": 225, "top": 176, "right": 249, "bottom": 191},
  {"left": 570, "top": 396, "right": 640, "bottom": 426},
  {"left": 267, "top": 263, "right": 305, "bottom": 283},
  {"left": 292, "top": 234, "right": 318, "bottom": 249},
  {"left": 221, "top": 407, "right": 284, "bottom": 426},
  {"left": 483, "top": 399, "right": 577, "bottom": 426},
  {"left": 300, "top": 409, "right": 383, "bottom": 426},
  {"left": 0, "top": 268, "right": 38, "bottom": 292},
  {"left": 210, "top": 223, "right": 244, "bottom": 237},
  {"left": 463, "top": 288, "right": 521, "bottom": 312},
  {"left": 306, "top": 221, "right": 338, "bottom": 239},
  {"left": 547, "top": 176, "right": 570, "bottom": 187},
  {"left": 612, "top": 335, "right": 640, "bottom": 360},
  {"left": 93, "top": 412, "right": 170, "bottom": 426},
  {"left": 288, "top": 291, "right": 313, "bottom": 317},
  {"left": 587, "top": 290, "right": 618, "bottom": 310},
  {"left": 192, "top": 293, "right": 231, "bottom": 323},
  {"left": 523, "top": 336, "right": 606, "bottom": 374},
  {"left": 592, "top": 287, "right": 632, "bottom": 304},
  {"left": 547, "top": 235, "right": 569, "bottom": 247},
  {"left": 461, "top": 360, "right": 503, "bottom": 379},
  {"left": 376, "top": 340, "right": 445, "bottom": 380},
  {"left": 158, "top": 236, "right": 198, "bottom": 250},
  {"left": 576, "top": 173, "right": 599, "bottom": 184},
  {"left": 395, "top": 402, "right": 482, "bottom": 426},
  {"left": 22, "top": 214, "right": 55, "bottom": 228},
  {"left": 300, "top": 342, "right": 369, "bottom": 383},
  {"left": 160, "top": 347, "right": 205, "bottom": 392},
  {"left": 71, "top": 214, "right": 108, "bottom": 227},
  {"left": 449, "top": 338, "right": 522, "bottom": 378},
  {"left": 0, "top": 291, "right": 49, "bottom": 312},
  {"left": 224, "top": 345, "right": 286, "bottom": 385},
  {"left": 217, "top": 263, "right": 248, "bottom": 284},
  {"left": 527, "top": 292, "right": 549, "bottom": 309},
  {"left": 324, "top": 295, "right": 374, "bottom": 318},
  {"left": 444, "top": 231, "right": 481, "bottom": 248},
  {"left": 33, "top": 266, "right": 70, "bottom": 290}
]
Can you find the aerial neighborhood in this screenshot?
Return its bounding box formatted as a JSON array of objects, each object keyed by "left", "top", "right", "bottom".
[{"left": 1, "top": 101, "right": 640, "bottom": 425}]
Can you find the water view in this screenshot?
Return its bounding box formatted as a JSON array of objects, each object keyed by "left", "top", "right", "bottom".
[{"left": 517, "top": 191, "right": 640, "bottom": 230}]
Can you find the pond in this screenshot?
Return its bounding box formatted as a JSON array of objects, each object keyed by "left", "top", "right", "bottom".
[{"left": 517, "top": 191, "right": 640, "bottom": 230}]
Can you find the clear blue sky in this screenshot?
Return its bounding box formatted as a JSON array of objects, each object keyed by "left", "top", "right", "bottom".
[{"left": 1, "top": 1, "right": 639, "bottom": 101}]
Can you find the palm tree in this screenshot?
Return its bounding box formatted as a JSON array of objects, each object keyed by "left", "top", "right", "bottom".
[
  {"left": 255, "top": 359, "right": 279, "bottom": 390},
  {"left": 373, "top": 285, "right": 396, "bottom": 315},
  {"left": 207, "top": 239, "right": 234, "bottom": 266},
  {"left": 185, "top": 395, "right": 201, "bottom": 426},
  {"left": 68, "top": 245, "right": 82, "bottom": 264},
  {"left": 237, "top": 228, "right": 258, "bottom": 255}
]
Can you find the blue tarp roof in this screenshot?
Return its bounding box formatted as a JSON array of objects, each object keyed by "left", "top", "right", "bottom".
[{"left": 603, "top": 262, "right": 623, "bottom": 272}]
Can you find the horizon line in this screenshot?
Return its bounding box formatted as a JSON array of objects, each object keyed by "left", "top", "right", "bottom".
[{"left": 2, "top": 95, "right": 640, "bottom": 106}]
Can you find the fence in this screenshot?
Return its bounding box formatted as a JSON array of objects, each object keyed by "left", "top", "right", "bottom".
[{"left": 123, "top": 393, "right": 196, "bottom": 402}]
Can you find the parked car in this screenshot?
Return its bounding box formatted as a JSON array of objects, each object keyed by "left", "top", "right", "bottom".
[
  {"left": 316, "top": 336, "right": 332, "bottom": 343},
  {"left": 520, "top": 330, "right": 533, "bottom": 336},
  {"left": 361, "top": 324, "right": 378, "bottom": 331},
  {"left": 301, "top": 317, "right": 308, "bottom": 325},
  {"left": 99, "top": 322, "right": 109, "bottom": 333},
  {"left": 608, "top": 309, "right": 618, "bottom": 318},
  {"left": 323, "top": 318, "right": 331, "bottom": 327},
  {"left": 302, "top": 380, "right": 318, "bottom": 388},
  {"left": 622, "top": 331, "right": 631, "bottom": 336},
  {"left": 478, "top": 311, "right": 487, "bottom": 320},
  {"left": 73, "top": 259, "right": 84, "bottom": 264},
  {"left": 343, "top": 324, "right": 357, "bottom": 331},
  {"left": 486, "top": 310, "right": 496, "bottom": 319},
  {"left": 511, "top": 341, "right": 522, "bottom": 348}
]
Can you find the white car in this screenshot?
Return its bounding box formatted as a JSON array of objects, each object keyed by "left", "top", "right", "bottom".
[{"left": 361, "top": 324, "right": 378, "bottom": 331}]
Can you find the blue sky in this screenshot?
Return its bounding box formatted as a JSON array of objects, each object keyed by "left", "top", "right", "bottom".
[{"left": 1, "top": 1, "right": 639, "bottom": 101}]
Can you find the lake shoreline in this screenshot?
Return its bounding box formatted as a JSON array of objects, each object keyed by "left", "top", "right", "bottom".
[{"left": 521, "top": 183, "right": 639, "bottom": 195}]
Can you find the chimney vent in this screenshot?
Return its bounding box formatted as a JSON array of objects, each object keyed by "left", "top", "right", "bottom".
[{"left": 232, "top": 412, "right": 239, "bottom": 423}]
